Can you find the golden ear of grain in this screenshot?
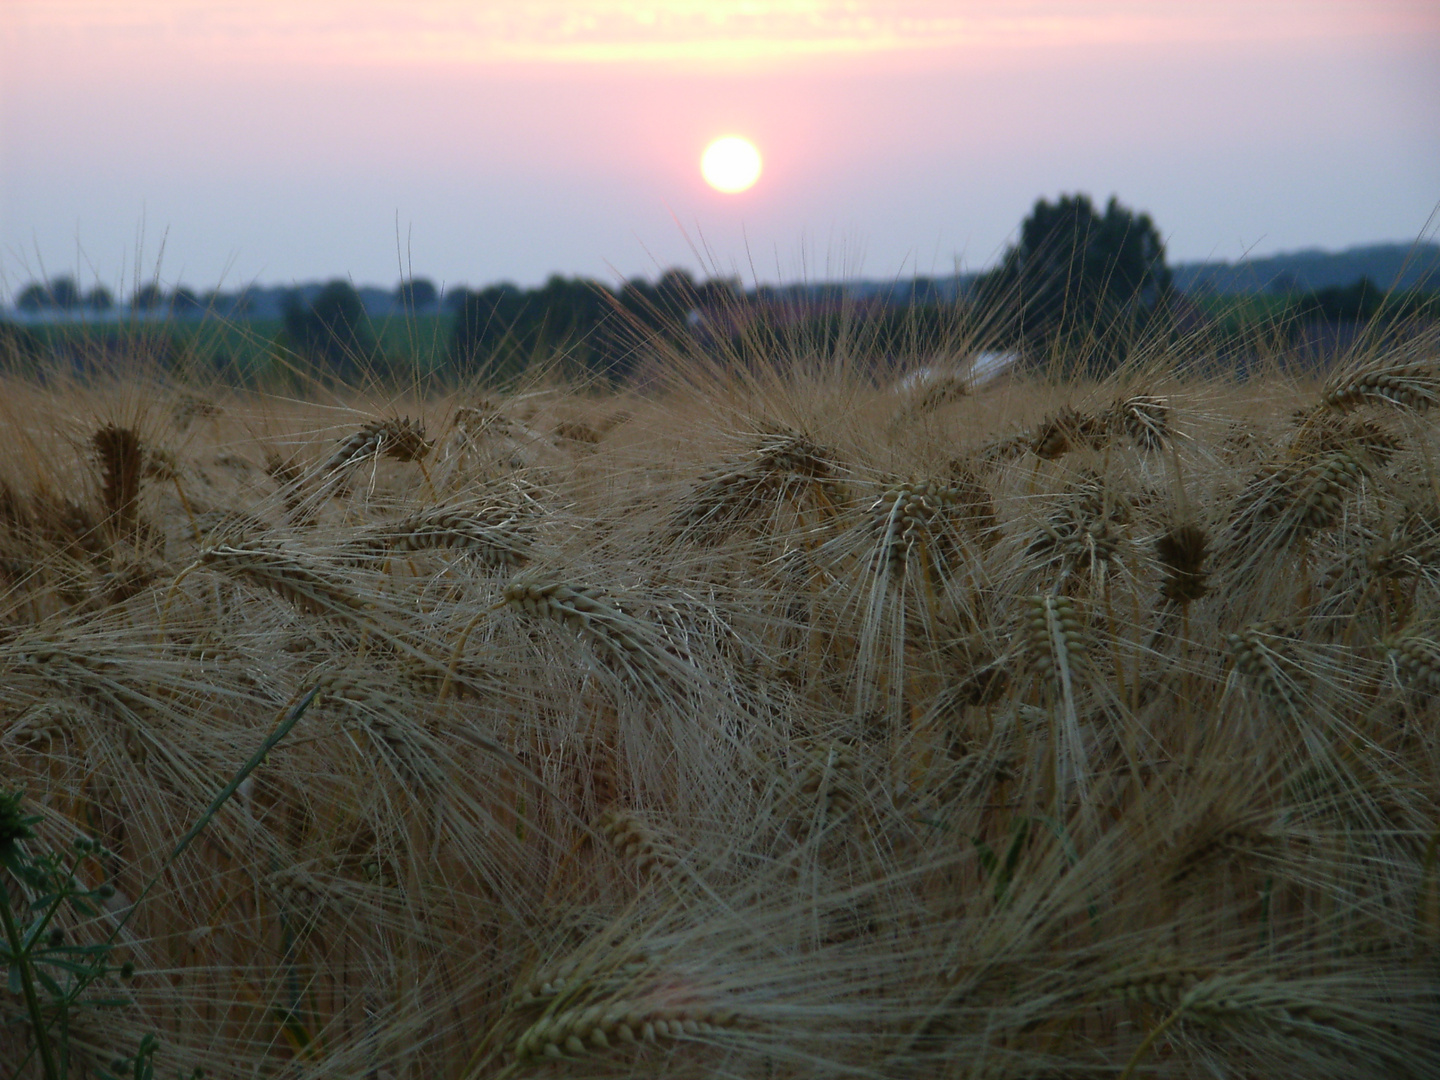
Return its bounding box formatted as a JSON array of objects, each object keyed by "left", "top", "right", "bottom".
[
  {"left": 513, "top": 997, "right": 739, "bottom": 1062},
  {"left": 1290, "top": 409, "right": 1404, "bottom": 466},
  {"left": 1031, "top": 407, "right": 1106, "bottom": 460},
  {"left": 1322, "top": 358, "right": 1439, "bottom": 412},
  {"left": 556, "top": 418, "right": 601, "bottom": 444},
  {"left": 869, "top": 479, "right": 969, "bottom": 579},
  {"left": 1155, "top": 523, "right": 1210, "bottom": 603},
  {"left": 1228, "top": 449, "right": 1364, "bottom": 552},
  {"left": 1109, "top": 962, "right": 1211, "bottom": 1008},
  {"left": 1025, "top": 594, "right": 1090, "bottom": 684},
  {"left": 200, "top": 540, "right": 369, "bottom": 614},
  {"left": 92, "top": 423, "right": 143, "bottom": 535},
  {"left": 368, "top": 506, "right": 533, "bottom": 566},
  {"left": 1163, "top": 807, "right": 1275, "bottom": 886},
  {"left": 501, "top": 576, "right": 694, "bottom": 691},
  {"left": 1225, "top": 621, "right": 1306, "bottom": 710},
  {"left": 672, "top": 430, "right": 843, "bottom": 539},
  {"left": 322, "top": 417, "right": 432, "bottom": 473},
  {"left": 1108, "top": 395, "right": 1170, "bottom": 451},
  {"left": 1384, "top": 630, "right": 1440, "bottom": 693},
  {"left": 597, "top": 809, "right": 678, "bottom": 876},
  {"left": 375, "top": 417, "right": 432, "bottom": 462}
]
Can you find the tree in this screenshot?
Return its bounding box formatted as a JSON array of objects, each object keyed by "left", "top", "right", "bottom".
[
  {"left": 16, "top": 283, "right": 50, "bottom": 313},
  {"left": 396, "top": 278, "right": 438, "bottom": 311},
  {"left": 16, "top": 279, "right": 83, "bottom": 312},
  {"left": 131, "top": 283, "right": 165, "bottom": 312},
  {"left": 980, "top": 193, "right": 1171, "bottom": 369},
  {"left": 1296, "top": 277, "right": 1383, "bottom": 323},
  {"left": 282, "top": 280, "right": 375, "bottom": 374},
  {"left": 450, "top": 277, "right": 616, "bottom": 383},
  {"left": 85, "top": 286, "right": 115, "bottom": 312},
  {"left": 170, "top": 287, "right": 203, "bottom": 316},
  {"left": 49, "top": 277, "right": 81, "bottom": 310}
]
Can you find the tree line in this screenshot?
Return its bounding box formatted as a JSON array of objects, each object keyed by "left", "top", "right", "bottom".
[{"left": 8, "top": 195, "right": 1437, "bottom": 380}]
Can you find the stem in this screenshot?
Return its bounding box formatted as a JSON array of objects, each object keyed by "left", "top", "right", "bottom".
[
  {"left": 171, "top": 473, "right": 203, "bottom": 544},
  {"left": 1119, "top": 1004, "right": 1184, "bottom": 1080},
  {"left": 440, "top": 600, "right": 505, "bottom": 700},
  {"left": 43, "top": 688, "right": 319, "bottom": 1042},
  {"left": 0, "top": 878, "right": 62, "bottom": 1080}
]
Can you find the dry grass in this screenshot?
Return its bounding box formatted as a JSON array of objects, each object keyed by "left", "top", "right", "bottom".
[{"left": 1, "top": 332, "right": 1438, "bottom": 1079}]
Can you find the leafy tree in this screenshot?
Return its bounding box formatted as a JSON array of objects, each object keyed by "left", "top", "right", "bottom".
[
  {"left": 171, "top": 286, "right": 203, "bottom": 316},
  {"left": 450, "top": 276, "right": 616, "bottom": 383},
  {"left": 220, "top": 291, "right": 254, "bottom": 317},
  {"left": 16, "top": 283, "right": 49, "bottom": 313},
  {"left": 1295, "top": 277, "right": 1382, "bottom": 323},
  {"left": 85, "top": 286, "right": 114, "bottom": 312},
  {"left": 397, "top": 278, "right": 438, "bottom": 311},
  {"left": 16, "top": 279, "right": 83, "bottom": 312},
  {"left": 131, "top": 283, "right": 165, "bottom": 312},
  {"left": 447, "top": 270, "right": 744, "bottom": 384},
  {"left": 48, "top": 277, "right": 81, "bottom": 310},
  {"left": 282, "top": 280, "right": 375, "bottom": 374},
  {"left": 979, "top": 193, "right": 1171, "bottom": 369}
]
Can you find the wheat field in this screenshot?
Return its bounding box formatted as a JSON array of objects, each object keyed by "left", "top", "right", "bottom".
[{"left": 1, "top": 331, "right": 1438, "bottom": 1079}]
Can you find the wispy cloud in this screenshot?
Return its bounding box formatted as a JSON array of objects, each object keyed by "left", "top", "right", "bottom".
[{"left": 12, "top": 1, "right": 1437, "bottom": 69}]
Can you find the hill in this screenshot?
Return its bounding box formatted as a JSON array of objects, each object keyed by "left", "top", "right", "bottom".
[{"left": 1171, "top": 241, "right": 1440, "bottom": 294}]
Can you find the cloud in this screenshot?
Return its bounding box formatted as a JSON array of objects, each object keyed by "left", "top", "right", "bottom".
[{"left": 14, "top": 1, "right": 1436, "bottom": 70}]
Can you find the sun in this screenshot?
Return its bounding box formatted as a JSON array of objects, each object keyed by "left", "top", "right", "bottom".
[{"left": 701, "top": 136, "right": 762, "bottom": 194}]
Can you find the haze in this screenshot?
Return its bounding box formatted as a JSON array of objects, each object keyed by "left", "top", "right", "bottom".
[{"left": 1, "top": 1, "right": 1437, "bottom": 298}]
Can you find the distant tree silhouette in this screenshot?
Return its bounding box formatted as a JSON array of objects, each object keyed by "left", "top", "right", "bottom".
[
  {"left": 49, "top": 277, "right": 81, "bottom": 310},
  {"left": 446, "top": 269, "right": 746, "bottom": 384},
  {"left": 131, "top": 283, "right": 166, "bottom": 312},
  {"left": 979, "top": 193, "right": 1171, "bottom": 370},
  {"left": 450, "top": 276, "right": 618, "bottom": 383},
  {"left": 1268, "top": 271, "right": 1300, "bottom": 295},
  {"left": 16, "top": 283, "right": 49, "bottom": 313},
  {"left": 16, "top": 278, "right": 84, "bottom": 312},
  {"left": 1295, "top": 277, "right": 1383, "bottom": 323},
  {"left": 282, "top": 280, "right": 375, "bottom": 375},
  {"left": 224, "top": 291, "right": 254, "bottom": 317},
  {"left": 85, "top": 286, "right": 115, "bottom": 312},
  {"left": 397, "top": 278, "right": 438, "bottom": 311},
  {"left": 171, "top": 287, "right": 203, "bottom": 316}
]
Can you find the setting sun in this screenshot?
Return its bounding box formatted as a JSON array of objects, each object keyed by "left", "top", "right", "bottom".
[{"left": 701, "top": 136, "right": 762, "bottom": 194}]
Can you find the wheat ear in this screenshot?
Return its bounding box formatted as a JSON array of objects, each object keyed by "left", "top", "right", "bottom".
[
  {"left": 1322, "top": 357, "right": 1439, "bottom": 412},
  {"left": 320, "top": 417, "right": 432, "bottom": 473},
  {"left": 1226, "top": 621, "right": 1306, "bottom": 713},
  {"left": 501, "top": 577, "right": 695, "bottom": 692},
  {"left": 1155, "top": 523, "right": 1210, "bottom": 603}
]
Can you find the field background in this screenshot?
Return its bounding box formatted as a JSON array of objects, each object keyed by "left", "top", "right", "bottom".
[{"left": 1, "top": 327, "right": 1438, "bottom": 1079}]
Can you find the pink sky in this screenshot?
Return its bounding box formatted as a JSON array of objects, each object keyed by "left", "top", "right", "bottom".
[{"left": 2, "top": 1, "right": 1437, "bottom": 297}]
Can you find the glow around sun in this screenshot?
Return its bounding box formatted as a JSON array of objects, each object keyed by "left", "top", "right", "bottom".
[{"left": 701, "top": 136, "right": 762, "bottom": 194}]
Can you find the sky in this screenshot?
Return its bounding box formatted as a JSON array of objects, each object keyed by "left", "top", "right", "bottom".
[{"left": 1, "top": 1, "right": 1437, "bottom": 300}]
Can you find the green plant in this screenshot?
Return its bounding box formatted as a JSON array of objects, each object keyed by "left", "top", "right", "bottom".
[{"left": 0, "top": 690, "right": 316, "bottom": 1080}]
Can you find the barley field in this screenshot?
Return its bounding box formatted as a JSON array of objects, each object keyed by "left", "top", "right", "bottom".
[{"left": 1, "top": 332, "right": 1438, "bottom": 1079}]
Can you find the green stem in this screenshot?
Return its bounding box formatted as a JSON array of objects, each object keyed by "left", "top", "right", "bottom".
[
  {"left": 0, "top": 878, "right": 62, "bottom": 1080},
  {"left": 45, "top": 688, "right": 320, "bottom": 1043}
]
